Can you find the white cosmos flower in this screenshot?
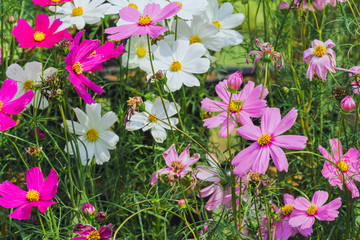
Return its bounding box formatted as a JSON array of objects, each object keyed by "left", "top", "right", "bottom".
[
  {"left": 49, "top": 0, "right": 114, "bottom": 30},
  {"left": 169, "top": 0, "right": 208, "bottom": 20},
  {"left": 6, "top": 62, "right": 57, "bottom": 110},
  {"left": 62, "top": 103, "right": 119, "bottom": 166},
  {"left": 203, "top": 0, "right": 245, "bottom": 48},
  {"left": 122, "top": 35, "right": 151, "bottom": 69},
  {"left": 125, "top": 97, "right": 179, "bottom": 143},
  {"left": 140, "top": 39, "right": 210, "bottom": 92},
  {"left": 171, "top": 15, "right": 223, "bottom": 61}
]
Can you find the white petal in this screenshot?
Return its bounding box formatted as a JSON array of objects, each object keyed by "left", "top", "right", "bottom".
[
  {"left": 125, "top": 112, "right": 148, "bottom": 131},
  {"left": 94, "top": 142, "right": 111, "bottom": 164},
  {"left": 6, "top": 64, "right": 26, "bottom": 82},
  {"left": 99, "top": 111, "right": 118, "bottom": 131},
  {"left": 99, "top": 131, "right": 119, "bottom": 147},
  {"left": 24, "top": 62, "right": 42, "bottom": 81},
  {"left": 74, "top": 107, "right": 91, "bottom": 128},
  {"left": 86, "top": 103, "right": 102, "bottom": 129},
  {"left": 151, "top": 126, "right": 167, "bottom": 143}
]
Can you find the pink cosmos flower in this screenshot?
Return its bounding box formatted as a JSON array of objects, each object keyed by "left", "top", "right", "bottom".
[
  {"left": 150, "top": 144, "right": 200, "bottom": 187},
  {"left": 105, "top": 2, "right": 181, "bottom": 40},
  {"left": 348, "top": 66, "right": 360, "bottom": 94},
  {"left": 326, "top": 0, "right": 347, "bottom": 7},
  {"left": 64, "top": 30, "right": 124, "bottom": 104},
  {"left": 196, "top": 154, "right": 245, "bottom": 211},
  {"left": 12, "top": 14, "right": 72, "bottom": 49},
  {"left": 319, "top": 139, "right": 360, "bottom": 198},
  {"left": 246, "top": 38, "right": 284, "bottom": 72},
  {"left": 201, "top": 79, "right": 268, "bottom": 138},
  {"left": 289, "top": 190, "right": 341, "bottom": 230},
  {"left": 71, "top": 223, "right": 113, "bottom": 240},
  {"left": 303, "top": 39, "right": 336, "bottom": 81},
  {"left": 232, "top": 108, "right": 308, "bottom": 176},
  {"left": 32, "top": 0, "right": 72, "bottom": 7},
  {"left": 0, "top": 167, "right": 58, "bottom": 220},
  {"left": 0, "top": 79, "right": 34, "bottom": 132}
]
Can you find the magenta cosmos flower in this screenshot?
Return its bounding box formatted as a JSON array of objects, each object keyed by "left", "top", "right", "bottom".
[
  {"left": 0, "top": 167, "right": 58, "bottom": 220},
  {"left": 201, "top": 78, "right": 268, "bottom": 138},
  {"left": 150, "top": 144, "right": 200, "bottom": 187},
  {"left": 232, "top": 108, "right": 307, "bottom": 176},
  {"left": 0, "top": 79, "right": 34, "bottom": 132},
  {"left": 12, "top": 14, "right": 71, "bottom": 49},
  {"left": 289, "top": 191, "right": 341, "bottom": 230},
  {"left": 32, "top": 0, "right": 72, "bottom": 7},
  {"left": 319, "top": 139, "right": 360, "bottom": 198},
  {"left": 105, "top": 2, "right": 181, "bottom": 40},
  {"left": 304, "top": 39, "right": 336, "bottom": 81},
  {"left": 71, "top": 223, "right": 113, "bottom": 240},
  {"left": 246, "top": 38, "right": 284, "bottom": 72},
  {"left": 65, "top": 30, "right": 123, "bottom": 104}
]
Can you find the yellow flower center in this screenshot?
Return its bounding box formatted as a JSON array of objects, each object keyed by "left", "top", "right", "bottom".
[
  {"left": 138, "top": 15, "right": 151, "bottom": 25},
  {"left": 356, "top": 75, "right": 360, "bottom": 83},
  {"left": 86, "top": 128, "right": 98, "bottom": 142},
  {"left": 175, "top": 2, "right": 183, "bottom": 9},
  {"left": 136, "top": 47, "right": 147, "bottom": 58},
  {"left": 170, "top": 61, "right": 182, "bottom": 72},
  {"left": 33, "top": 31, "right": 45, "bottom": 42},
  {"left": 72, "top": 62, "right": 83, "bottom": 75},
  {"left": 0, "top": 101, "right": 3, "bottom": 111},
  {"left": 26, "top": 190, "right": 40, "bottom": 202},
  {"left": 314, "top": 45, "right": 326, "bottom": 57},
  {"left": 229, "top": 101, "right": 242, "bottom": 113},
  {"left": 171, "top": 160, "right": 184, "bottom": 172},
  {"left": 89, "top": 50, "right": 96, "bottom": 56},
  {"left": 337, "top": 160, "right": 349, "bottom": 172},
  {"left": 282, "top": 205, "right": 293, "bottom": 216},
  {"left": 86, "top": 230, "right": 100, "bottom": 240},
  {"left": 24, "top": 80, "right": 34, "bottom": 91},
  {"left": 72, "top": 7, "right": 84, "bottom": 16},
  {"left": 212, "top": 21, "right": 221, "bottom": 29},
  {"left": 128, "top": 3, "right": 138, "bottom": 9},
  {"left": 52, "top": 0, "right": 61, "bottom": 2},
  {"left": 148, "top": 114, "right": 157, "bottom": 123},
  {"left": 306, "top": 205, "right": 318, "bottom": 216},
  {"left": 190, "top": 36, "right": 201, "bottom": 44},
  {"left": 257, "top": 133, "right": 271, "bottom": 146}
]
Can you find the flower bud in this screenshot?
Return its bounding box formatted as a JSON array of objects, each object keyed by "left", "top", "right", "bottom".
[
  {"left": 341, "top": 96, "right": 355, "bottom": 113},
  {"left": 30, "top": 128, "right": 46, "bottom": 140},
  {"left": 178, "top": 199, "right": 187, "bottom": 208},
  {"left": 82, "top": 203, "right": 95, "bottom": 216},
  {"left": 7, "top": 16, "right": 15, "bottom": 23},
  {"left": 279, "top": 2, "right": 289, "bottom": 10},
  {"left": 227, "top": 71, "right": 243, "bottom": 92},
  {"left": 96, "top": 212, "right": 106, "bottom": 222}
]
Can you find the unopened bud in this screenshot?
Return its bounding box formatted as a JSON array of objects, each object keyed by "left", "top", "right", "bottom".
[
  {"left": 279, "top": 2, "right": 289, "bottom": 10},
  {"left": 227, "top": 71, "right": 243, "bottom": 92},
  {"left": 341, "top": 96, "right": 355, "bottom": 113},
  {"left": 7, "top": 16, "right": 15, "bottom": 23},
  {"left": 178, "top": 199, "right": 187, "bottom": 208},
  {"left": 82, "top": 203, "right": 96, "bottom": 216},
  {"left": 96, "top": 212, "right": 106, "bottom": 222}
]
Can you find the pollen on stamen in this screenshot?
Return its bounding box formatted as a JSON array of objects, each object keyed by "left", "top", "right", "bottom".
[
  {"left": 314, "top": 45, "right": 326, "bottom": 57},
  {"left": 26, "top": 190, "right": 40, "bottom": 202},
  {"left": 72, "top": 62, "right": 83, "bottom": 75},
  {"left": 138, "top": 15, "right": 151, "bottom": 26},
  {"left": 282, "top": 205, "right": 293, "bottom": 216},
  {"left": 190, "top": 36, "right": 201, "bottom": 44},
  {"left": 23, "top": 80, "right": 34, "bottom": 91},
  {"left": 86, "top": 230, "right": 101, "bottom": 240},
  {"left": 72, "top": 7, "right": 84, "bottom": 16},
  {"left": 171, "top": 160, "right": 184, "bottom": 172},
  {"left": 306, "top": 205, "right": 318, "bottom": 216},
  {"left": 128, "top": 3, "right": 138, "bottom": 9},
  {"left": 86, "top": 128, "right": 98, "bottom": 142},
  {"left": 33, "top": 31, "right": 45, "bottom": 42},
  {"left": 148, "top": 114, "right": 157, "bottom": 123},
  {"left": 170, "top": 61, "right": 182, "bottom": 72},
  {"left": 229, "top": 101, "right": 242, "bottom": 113},
  {"left": 212, "top": 21, "right": 221, "bottom": 29},
  {"left": 136, "top": 48, "right": 146, "bottom": 58},
  {"left": 257, "top": 133, "right": 271, "bottom": 146}
]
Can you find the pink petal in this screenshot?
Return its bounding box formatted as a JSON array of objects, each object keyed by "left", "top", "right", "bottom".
[
  {"left": 199, "top": 184, "right": 216, "bottom": 198},
  {"left": 311, "top": 190, "right": 328, "bottom": 207},
  {"left": 35, "top": 14, "right": 50, "bottom": 33},
  {"left": 215, "top": 80, "right": 230, "bottom": 103},
  {"left": 39, "top": 169, "right": 58, "bottom": 200},
  {"left": 218, "top": 118, "right": 236, "bottom": 138},
  {"left": 284, "top": 193, "right": 295, "bottom": 205},
  {"left": 98, "top": 224, "right": 113, "bottom": 238},
  {"left": 201, "top": 98, "right": 228, "bottom": 112},
  {"left": 0, "top": 79, "right": 18, "bottom": 103},
  {"left": 273, "top": 135, "right": 307, "bottom": 150},
  {"left": 203, "top": 113, "right": 226, "bottom": 129},
  {"left": 74, "top": 224, "right": 96, "bottom": 235},
  {"left": 232, "top": 142, "right": 259, "bottom": 166},
  {"left": 329, "top": 138, "right": 342, "bottom": 159},
  {"left": 183, "top": 153, "right": 200, "bottom": 168},
  {"left": 26, "top": 167, "right": 44, "bottom": 191},
  {"left": 0, "top": 181, "right": 27, "bottom": 208},
  {"left": 106, "top": 24, "right": 141, "bottom": 41},
  {"left": 196, "top": 166, "right": 220, "bottom": 183},
  {"left": 318, "top": 144, "right": 332, "bottom": 161},
  {"left": 0, "top": 112, "right": 17, "bottom": 132},
  {"left": 150, "top": 2, "right": 181, "bottom": 22},
  {"left": 236, "top": 124, "right": 261, "bottom": 141},
  {"left": 273, "top": 108, "right": 298, "bottom": 135},
  {"left": 205, "top": 186, "right": 223, "bottom": 211},
  {"left": 9, "top": 202, "right": 37, "bottom": 220},
  {"left": 37, "top": 200, "right": 57, "bottom": 213},
  {"left": 119, "top": 6, "right": 141, "bottom": 22},
  {"left": 346, "top": 180, "right": 359, "bottom": 198},
  {"left": 269, "top": 144, "right": 288, "bottom": 172},
  {"left": 261, "top": 108, "right": 281, "bottom": 134},
  {"left": 2, "top": 90, "right": 34, "bottom": 115},
  {"left": 150, "top": 168, "right": 171, "bottom": 185},
  {"left": 251, "top": 145, "right": 270, "bottom": 174},
  {"left": 288, "top": 210, "right": 308, "bottom": 227},
  {"left": 293, "top": 197, "right": 310, "bottom": 211},
  {"left": 163, "top": 144, "right": 178, "bottom": 167}
]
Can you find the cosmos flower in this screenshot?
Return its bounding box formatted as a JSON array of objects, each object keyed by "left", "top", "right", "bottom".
[
  {"left": 169, "top": 0, "right": 208, "bottom": 20},
  {"left": 71, "top": 224, "right": 113, "bottom": 240},
  {"left": 246, "top": 38, "right": 284, "bottom": 73},
  {"left": 303, "top": 39, "right": 336, "bottom": 81},
  {"left": 201, "top": 73, "right": 268, "bottom": 138},
  {"left": 49, "top": 0, "right": 113, "bottom": 30},
  {"left": 319, "top": 139, "right": 360, "bottom": 198},
  {"left": 232, "top": 107, "right": 307, "bottom": 176},
  {"left": 0, "top": 167, "right": 58, "bottom": 220},
  {"left": 105, "top": 2, "right": 181, "bottom": 40},
  {"left": 32, "top": 0, "right": 72, "bottom": 7},
  {"left": 62, "top": 103, "right": 119, "bottom": 166},
  {"left": 121, "top": 35, "right": 151, "bottom": 69},
  {"left": 140, "top": 39, "right": 210, "bottom": 92},
  {"left": 6, "top": 62, "right": 57, "bottom": 109},
  {"left": 125, "top": 97, "right": 179, "bottom": 143},
  {"left": 12, "top": 14, "right": 71, "bottom": 49},
  {"left": 289, "top": 191, "right": 341, "bottom": 230},
  {"left": 0, "top": 79, "right": 34, "bottom": 132},
  {"left": 150, "top": 144, "right": 200, "bottom": 187}
]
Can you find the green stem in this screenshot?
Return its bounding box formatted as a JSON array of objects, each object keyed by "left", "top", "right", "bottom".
[
  {"left": 262, "top": 0, "right": 267, "bottom": 41},
  {"left": 179, "top": 181, "right": 199, "bottom": 239},
  {"left": 347, "top": 0, "right": 360, "bottom": 32},
  {"left": 38, "top": 211, "right": 49, "bottom": 240},
  {"left": 260, "top": 63, "right": 268, "bottom": 99},
  {"left": 3, "top": 133, "right": 29, "bottom": 169},
  {"left": 264, "top": 193, "right": 271, "bottom": 240},
  {"left": 254, "top": 193, "right": 263, "bottom": 240}
]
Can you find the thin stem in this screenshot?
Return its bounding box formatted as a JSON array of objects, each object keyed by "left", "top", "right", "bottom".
[
  {"left": 38, "top": 211, "right": 49, "bottom": 240},
  {"left": 264, "top": 193, "right": 271, "bottom": 240},
  {"left": 254, "top": 193, "right": 263, "bottom": 240},
  {"left": 179, "top": 180, "right": 199, "bottom": 239},
  {"left": 347, "top": 0, "right": 360, "bottom": 33},
  {"left": 338, "top": 114, "right": 344, "bottom": 161},
  {"left": 262, "top": 0, "right": 267, "bottom": 41},
  {"left": 3, "top": 133, "right": 29, "bottom": 169},
  {"left": 164, "top": 83, "right": 185, "bottom": 133},
  {"left": 260, "top": 63, "right": 268, "bottom": 99}
]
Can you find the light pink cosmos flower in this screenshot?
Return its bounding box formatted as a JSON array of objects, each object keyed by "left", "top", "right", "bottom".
[
  {"left": 0, "top": 79, "right": 34, "bottom": 132},
  {"left": 32, "top": 0, "right": 72, "bottom": 7},
  {"left": 246, "top": 39, "right": 284, "bottom": 73},
  {"left": 326, "top": 0, "right": 347, "bottom": 7},
  {"left": 105, "top": 2, "right": 181, "bottom": 40},
  {"left": 0, "top": 167, "right": 58, "bottom": 220},
  {"left": 304, "top": 39, "right": 336, "bottom": 81},
  {"left": 12, "top": 14, "right": 72, "bottom": 49},
  {"left": 232, "top": 108, "right": 308, "bottom": 176},
  {"left": 71, "top": 223, "right": 113, "bottom": 240},
  {"left": 289, "top": 190, "right": 341, "bottom": 230},
  {"left": 319, "top": 139, "right": 360, "bottom": 198},
  {"left": 201, "top": 78, "right": 268, "bottom": 138},
  {"left": 64, "top": 30, "right": 124, "bottom": 104},
  {"left": 150, "top": 144, "right": 200, "bottom": 187},
  {"left": 347, "top": 66, "right": 360, "bottom": 94}
]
